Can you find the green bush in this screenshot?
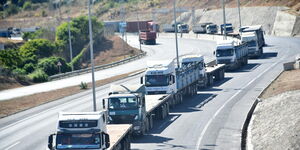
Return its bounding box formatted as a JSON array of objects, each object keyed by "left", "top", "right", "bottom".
[
  {"left": 23, "top": 1, "right": 32, "bottom": 10},
  {"left": 19, "top": 39, "right": 57, "bottom": 63},
  {"left": 38, "top": 56, "right": 71, "bottom": 76},
  {"left": 28, "top": 69, "right": 48, "bottom": 83},
  {"left": 23, "top": 63, "right": 35, "bottom": 73},
  {"left": 79, "top": 81, "right": 88, "bottom": 89},
  {"left": 12, "top": 68, "right": 26, "bottom": 75},
  {"left": 5, "top": 4, "right": 19, "bottom": 16},
  {"left": 69, "top": 46, "right": 88, "bottom": 70}
]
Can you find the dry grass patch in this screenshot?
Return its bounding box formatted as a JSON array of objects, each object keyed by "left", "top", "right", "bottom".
[{"left": 260, "top": 69, "right": 300, "bottom": 99}]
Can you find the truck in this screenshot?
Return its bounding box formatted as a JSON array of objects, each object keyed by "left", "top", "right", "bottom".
[
  {"left": 48, "top": 112, "right": 132, "bottom": 150},
  {"left": 240, "top": 25, "right": 265, "bottom": 47},
  {"left": 206, "top": 24, "right": 218, "bottom": 34},
  {"left": 241, "top": 31, "right": 263, "bottom": 58},
  {"left": 103, "top": 84, "right": 172, "bottom": 135},
  {"left": 142, "top": 55, "right": 225, "bottom": 106},
  {"left": 178, "top": 24, "right": 189, "bottom": 33},
  {"left": 139, "top": 30, "right": 157, "bottom": 45},
  {"left": 220, "top": 23, "right": 234, "bottom": 34},
  {"left": 162, "top": 24, "right": 175, "bottom": 33},
  {"left": 192, "top": 23, "right": 212, "bottom": 34},
  {"left": 215, "top": 40, "right": 249, "bottom": 70}
]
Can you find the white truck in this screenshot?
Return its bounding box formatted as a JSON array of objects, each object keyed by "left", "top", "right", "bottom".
[
  {"left": 141, "top": 55, "right": 225, "bottom": 106},
  {"left": 241, "top": 32, "right": 263, "bottom": 58},
  {"left": 48, "top": 112, "right": 132, "bottom": 150},
  {"left": 103, "top": 84, "right": 172, "bottom": 135},
  {"left": 215, "top": 40, "right": 249, "bottom": 70}
]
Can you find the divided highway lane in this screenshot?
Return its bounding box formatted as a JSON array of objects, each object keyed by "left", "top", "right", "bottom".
[
  {"left": 0, "top": 36, "right": 216, "bottom": 150},
  {"left": 131, "top": 36, "right": 300, "bottom": 150}
]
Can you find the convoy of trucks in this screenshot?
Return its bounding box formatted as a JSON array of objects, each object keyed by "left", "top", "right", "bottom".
[
  {"left": 47, "top": 22, "right": 268, "bottom": 150},
  {"left": 139, "top": 30, "right": 157, "bottom": 45},
  {"left": 215, "top": 40, "right": 249, "bottom": 70}
]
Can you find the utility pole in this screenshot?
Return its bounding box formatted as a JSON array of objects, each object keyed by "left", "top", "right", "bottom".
[
  {"left": 137, "top": 11, "right": 142, "bottom": 51},
  {"left": 237, "top": 0, "right": 242, "bottom": 28},
  {"left": 68, "top": 17, "right": 73, "bottom": 71},
  {"left": 192, "top": 7, "right": 195, "bottom": 26},
  {"left": 173, "top": 0, "right": 180, "bottom": 68},
  {"left": 88, "top": 0, "right": 97, "bottom": 112},
  {"left": 222, "top": 0, "right": 227, "bottom": 40}
]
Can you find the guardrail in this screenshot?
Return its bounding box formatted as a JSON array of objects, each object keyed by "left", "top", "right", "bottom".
[{"left": 49, "top": 51, "right": 147, "bottom": 81}]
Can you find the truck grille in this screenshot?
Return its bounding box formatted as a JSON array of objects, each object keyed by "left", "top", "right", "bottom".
[
  {"left": 147, "top": 91, "right": 167, "bottom": 95},
  {"left": 217, "top": 59, "right": 231, "bottom": 64}
]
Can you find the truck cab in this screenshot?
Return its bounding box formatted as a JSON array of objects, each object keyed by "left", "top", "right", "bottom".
[
  {"left": 215, "top": 40, "right": 248, "bottom": 70},
  {"left": 206, "top": 24, "right": 218, "bottom": 34},
  {"left": 241, "top": 32, "right": 262, "bottom": 57},
  {"left": 104, "top": 84, "right": 147, "bottom": 135},
  {"left": 48, "top": 112, "right": 110, "bottom": 150},
  {"left": 142, "top": 60, "right": 176, "bottom": 95},
  {"left": 181, "top": 55, "right": 206, "bottom": 87},
  {"left": 220, "top": 23, "right": 233, "bottom": 34},
  {"left": 178, "top": 24, "right": 189, "bottom": 33}
]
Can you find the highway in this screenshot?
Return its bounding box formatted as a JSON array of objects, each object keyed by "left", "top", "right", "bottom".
[{"left": 0, "top": 35, "right": 299, "bottom": 150}]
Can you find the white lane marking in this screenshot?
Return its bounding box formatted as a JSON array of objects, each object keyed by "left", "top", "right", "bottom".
[
  {"left": 4, "top": 141, "right": 20, "bottom": 150},
  {"left": 195, "top": 57, "right": 284, "bottom": 150}
]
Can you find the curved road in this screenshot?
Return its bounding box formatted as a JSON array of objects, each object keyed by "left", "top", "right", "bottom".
[{"left": 0, "top": 35, "right": 299, "bottom": 150}]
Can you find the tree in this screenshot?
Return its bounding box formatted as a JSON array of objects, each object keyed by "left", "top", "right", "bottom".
[
  {"left": 19, "top": 39, "right": 57, "bottom": 64},
  {"left": 0, "top": 49, "right": 22, "bottom": 69},
  {"left": 56, "top": 16, "right": 104, "bottom": 59}
]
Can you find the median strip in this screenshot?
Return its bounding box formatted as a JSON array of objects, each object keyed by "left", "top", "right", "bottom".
[{"left": 0, "top": 69, "right": 144, "bottom": 118}]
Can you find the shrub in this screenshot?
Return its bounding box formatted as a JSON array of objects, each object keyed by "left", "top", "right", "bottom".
[
  {"left": 23, "top": 1, "right": 32, "bottom": 10},
  {"left": 38, "top": 56, "right": 71, "bottom": 76},
  {"left": 23, "top": 63, "right": 35, "bottom": 73},
  {"left": 12, "top": 68, "right": 26, "bottom": 75},
  {"left": 28, "top": 69, "right": 48, "bottom": 83},
  {"left": 79, "top": 82, "right": 88, "bottom": 89}
]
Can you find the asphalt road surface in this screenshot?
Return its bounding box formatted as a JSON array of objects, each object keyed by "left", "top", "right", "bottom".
[{"left": 0, "top": 35, "right": 299, "bottom": 150}]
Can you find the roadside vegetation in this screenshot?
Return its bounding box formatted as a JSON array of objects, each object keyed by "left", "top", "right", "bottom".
[{"left": 0, "top": 15, "right": 104, "bottom": 83}]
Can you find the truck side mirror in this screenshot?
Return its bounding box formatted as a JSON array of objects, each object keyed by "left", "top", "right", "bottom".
[
  {"left": 140, "top": 77, "right": 143, "bottom": 84},
  {"left": 213, "top": 51, "right": 216, "bottom": 55},
  {"left": 102, "top": 99, "right": 106, "bottom": 109},
  {"left": 48, "top": 134, "right": 54, "bottom": 150},
  {"left": 103, "top": 133, "right": 110, "bottom": 148}
]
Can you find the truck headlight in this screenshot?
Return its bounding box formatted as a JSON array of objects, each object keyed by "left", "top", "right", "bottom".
[
  {"left": 108, "top": 116, "right": 113, "bottom": 121},
  {"left": 134, "top": 115, "right": 139, "bottom": 120},
  {"left": 133, "top": 126, "right": 141, "bottom": 130}
]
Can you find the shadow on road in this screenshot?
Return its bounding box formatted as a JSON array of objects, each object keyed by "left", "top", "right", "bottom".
[
  {"left": 260, "top": 52, "right": 278, "bottom": 59},
  {"left": 132, "top": 133, "right": 173, "bottom": 144},
  {"left": 230, "top": 63, "right": 261, "bottom": 73},
  {"left": 211, "top": 77, "right": 233, "bottom": 87}
]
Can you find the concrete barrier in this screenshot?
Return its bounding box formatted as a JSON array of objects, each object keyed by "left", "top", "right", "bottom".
[
  {"left": 283, "top": 61, "right": 296, "bottom": 71},
  {"left": 272, "top": 11, "right": 300, "bottom": 37}
]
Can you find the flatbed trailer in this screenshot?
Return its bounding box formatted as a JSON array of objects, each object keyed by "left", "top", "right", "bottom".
[{"left": 107, "top": 124, "right": 132, "bottom": 150}]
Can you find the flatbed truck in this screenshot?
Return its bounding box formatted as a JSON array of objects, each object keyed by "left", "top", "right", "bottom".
[
  {"left": 142, "top": 55, "right": 225, "bottom": 106},
  {"left": 48, "top": 112, "right": 132, "bottom": 150}
]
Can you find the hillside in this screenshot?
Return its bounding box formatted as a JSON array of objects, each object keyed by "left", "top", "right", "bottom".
[{"left": 0, "top": 0, "right": 299, "bottom": 29}]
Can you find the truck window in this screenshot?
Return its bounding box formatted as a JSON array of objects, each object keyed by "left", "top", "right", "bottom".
[
  {"left": 108, "top": 97, "right": 138, "bottom": 110},
  {"left": 216, "top": 49, "right": 234, "bottom": 57},
  {"left": 145, "top": 75, "right": 170, "bottom": 87}
]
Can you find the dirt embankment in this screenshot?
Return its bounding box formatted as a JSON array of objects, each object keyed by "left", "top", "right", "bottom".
[{"left": 248, "top": 69, "right": 300, "bottom": 150}]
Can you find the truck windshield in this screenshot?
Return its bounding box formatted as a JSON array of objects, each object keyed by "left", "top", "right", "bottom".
[
  {"left": 56, "top": 133, "right": 100, "bottom": 149},
  {"left": 247, "top": 41, "right": 257, "bottom": 47},
  {"left": 145, "top": 75, "right": 169, "bottom": 87},
  {"left": 216, "top": 49, "right": 234, "bottom": 57},
  {"left": 108, "top": 97, "right": 138, "bottom": 110}
]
